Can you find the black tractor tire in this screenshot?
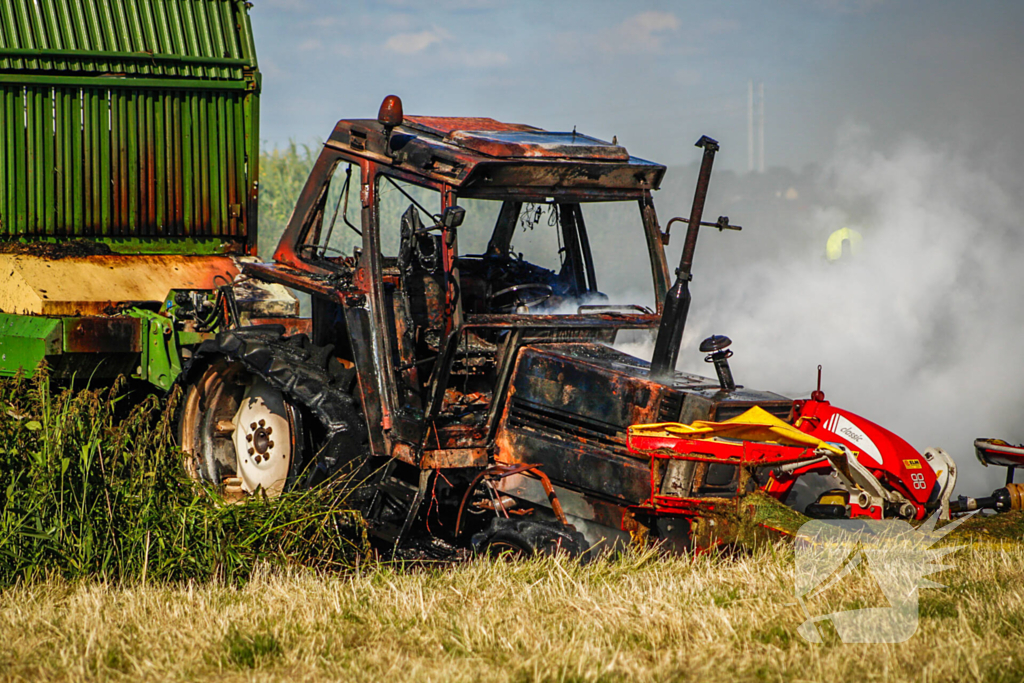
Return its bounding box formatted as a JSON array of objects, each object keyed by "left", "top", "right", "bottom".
[
  {"left": 178, "top": 325, "right": 373, "bottom": 497},
  {"left": 471, "top": 517, "right": 590, "bottom": 560}
]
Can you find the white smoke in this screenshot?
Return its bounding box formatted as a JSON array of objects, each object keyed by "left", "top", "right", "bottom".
[{"left": 663, "top": 125, "right": 1024, "bottom": 496}]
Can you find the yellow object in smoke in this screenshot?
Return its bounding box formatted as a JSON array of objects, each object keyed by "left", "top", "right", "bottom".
[{"left": 825, "top": 227, "right": 863, "bottom": 262}]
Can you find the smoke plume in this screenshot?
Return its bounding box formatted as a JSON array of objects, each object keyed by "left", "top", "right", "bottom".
[{"left": 654, "top": 124, "right": 1024, "bottom": 495}]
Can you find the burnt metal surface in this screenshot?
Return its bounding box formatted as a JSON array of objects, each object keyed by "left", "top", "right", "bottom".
[
  {"left": 63, "top": 315, "right": 140, "bottom": 353},
  {"left": 447, "top": 130, "right": 631, "bottom": 162},
  {"left": 495, "top": 344, "right": 667, "bottom": 504},
  {"left": 323, "top": 119, "right": 665, "bottom": 198},
  {"left": 492, "top": 342, "right": 793, "bottom": 507},
  {"left": 0, "top": 253, "right": 241, "bottom": 316},
  {"left": 244, "top": 261, "right": 355, "bottom": 299}
]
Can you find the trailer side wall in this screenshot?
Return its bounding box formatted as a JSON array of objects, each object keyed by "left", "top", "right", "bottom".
[{"left": 0, "top": 0, "right": 260, "bottom": 253}]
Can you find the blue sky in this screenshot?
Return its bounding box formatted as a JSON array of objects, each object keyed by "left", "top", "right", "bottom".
[{"left": 251, "top": 0, "right": 1024, "bottom": 173}]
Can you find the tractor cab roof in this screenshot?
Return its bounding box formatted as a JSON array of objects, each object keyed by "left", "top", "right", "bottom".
[{"left": 324, "top": 103, "right": 665, "bottom": 200}]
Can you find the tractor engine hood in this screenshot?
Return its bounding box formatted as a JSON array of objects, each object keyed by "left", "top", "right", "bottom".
[{"left": 493, "top": 342, "right": 792, "bottom": 505}]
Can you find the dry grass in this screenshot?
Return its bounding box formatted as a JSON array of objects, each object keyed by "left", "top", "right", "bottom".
[{"left": 1, "top": 542, "right": 1022, "bottom": 683}]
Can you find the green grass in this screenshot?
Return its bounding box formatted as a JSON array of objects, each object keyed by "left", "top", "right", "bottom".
[
  {"left": 0, "top": 372, "right": 364, "bottom": 585},
  {"left": 222, "top": 624, "right": 283, "bottom": 669},
  {"left": 0, "top": 545, "right": 1022, "bottom": 682}
]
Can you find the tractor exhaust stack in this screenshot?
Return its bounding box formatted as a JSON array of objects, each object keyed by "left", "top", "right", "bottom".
[{"left": 650, "top": 135, "right": 719, "bottom": 378}]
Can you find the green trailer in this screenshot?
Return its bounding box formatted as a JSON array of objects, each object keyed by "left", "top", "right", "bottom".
[{"left": 0, "top": 0, "right": 301, "bottom": 384}]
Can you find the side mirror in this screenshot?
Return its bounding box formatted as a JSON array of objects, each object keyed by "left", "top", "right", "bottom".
[{"left": 441, "top": 205, "right": 465, "bottom": 230}]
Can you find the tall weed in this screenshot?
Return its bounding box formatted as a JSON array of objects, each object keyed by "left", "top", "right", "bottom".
[{"left": 0, "top": 370, "right": 364, "bottom": 585}]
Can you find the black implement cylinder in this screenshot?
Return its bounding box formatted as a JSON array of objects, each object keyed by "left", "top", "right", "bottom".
[{"left": 650, "top": 136, "right": 720, "bottom": 378}]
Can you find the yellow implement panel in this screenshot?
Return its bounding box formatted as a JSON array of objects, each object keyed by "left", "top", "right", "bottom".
[
  {"left": 629, "top": 405, "right": 843, "bottom": 454},
  {"left": 0, "top": 254, "right": 240, "bottom": 316}
]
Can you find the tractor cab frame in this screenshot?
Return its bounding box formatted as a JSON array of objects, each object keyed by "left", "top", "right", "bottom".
[{"left": 244, "top": 100, "right": 672, "bottom": 475}]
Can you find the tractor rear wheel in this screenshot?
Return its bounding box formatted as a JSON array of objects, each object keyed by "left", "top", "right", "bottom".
[
  {"left": 177, "top": 327, "right": 372, "bottom": 501},
  {"left": 178, "top": 359, "right": 303, "bottom": 498}
]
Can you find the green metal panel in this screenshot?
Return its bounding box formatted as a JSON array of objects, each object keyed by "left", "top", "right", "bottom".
[
  {"left": 129, "top": 308, "right": 181, "bottom": 391},
  {"left": 0, "top": 310, "right": 193, "bottom": 387},
  {"left": 0, "top": 235, "right": 237, "bottom": 254},
  {"left": 0, "top": 0, "right": 260, "bottom": 252},
  {"left": 0, "top": 312, "right": 62, "bottom": 377}
]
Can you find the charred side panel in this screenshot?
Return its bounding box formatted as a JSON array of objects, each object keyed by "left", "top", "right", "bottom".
[
  {"left": 495, "top": 344, "right": 671, "bottom": 504},
  {"left": 63, "top": 316, "right": 141, "bottom": 354},
  {"left": 493, "top": 343, "right": 795, "bottom": 505}
]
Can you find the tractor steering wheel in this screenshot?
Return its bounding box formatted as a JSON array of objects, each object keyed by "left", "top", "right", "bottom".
[{"left": 488, "top": 283, "right": 554, "bottom": 312}]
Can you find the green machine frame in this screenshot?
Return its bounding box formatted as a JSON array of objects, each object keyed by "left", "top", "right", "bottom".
[{"left": 0, "top": 0, "right": 261, "bottom": 383}]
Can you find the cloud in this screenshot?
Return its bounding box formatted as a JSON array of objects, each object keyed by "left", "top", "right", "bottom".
[
  {"left": 381, "top": 27, "right": 506, "bottom": 69},
  {"left": 385, "top": 44, "right": 509, "bottom": 77},
  {"left": 608, "top": 10, "right": 681, "bottom": 53},
  {"left": 297, "top": 38, "right": 322, "bottom": 51},
  {"left": 384, "top": 28, "right": 448, "bottom": 54},
  {"left": 447, "top": 48, "right": 508, "bottom": 69},
  {"left": 554, "top": 10, "right": 682, "bottom": 58}
]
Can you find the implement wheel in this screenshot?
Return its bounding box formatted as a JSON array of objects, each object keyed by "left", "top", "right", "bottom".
[{"left": 178, "top": 359, "right": 303, "bottom": 498}]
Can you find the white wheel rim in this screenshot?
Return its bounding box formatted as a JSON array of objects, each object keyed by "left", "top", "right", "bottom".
[{"left": 232, "top": 378, "right": 292, "bottom": 496}]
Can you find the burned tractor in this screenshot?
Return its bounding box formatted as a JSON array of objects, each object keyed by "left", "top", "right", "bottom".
[
  {"left": 177, "top": 95, "right": 1021, "bottom": 557},
  {"left": 179, "top": 95, "right": 690, "bottom": 553},
  {"left": 3, "top": 5, "right": 1016, "bottom": 556}
]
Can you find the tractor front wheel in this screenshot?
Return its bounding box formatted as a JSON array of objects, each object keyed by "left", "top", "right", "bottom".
[{"left": 472, "top": 517, "right": 590, "bottom": 560}]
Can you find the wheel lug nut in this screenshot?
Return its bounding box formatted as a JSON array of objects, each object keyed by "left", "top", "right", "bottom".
[
  {"left": 254, "top": 455, "right": 262, "bottom": 463},
  {"left": 258, "top": 419, "right": 265, "bottom": 427},
  {"left": 248, "top": 447, "right": 255, "bottom": 455},
  {"left": 268, "top": 441, "right": 274, "bottom": 449},
  {"left": 250, "top": 422, "right": 257, "bottom": 430},
  {"left": 265, "top": 427, "right": 272, "bottom": 435},
  {"left": 246, "top": 434, "right": 253, "bottom": 442}
]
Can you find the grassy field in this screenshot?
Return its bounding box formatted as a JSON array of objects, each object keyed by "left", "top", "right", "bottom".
[
  {"left": 3, "top": 285, "right": 1024, "bottom": 681},
  {"left": 1, "top": 542, "right": 1023, "bottom": 683}
]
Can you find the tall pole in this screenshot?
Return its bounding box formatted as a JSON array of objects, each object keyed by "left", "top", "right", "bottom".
[
  {"left": 747, "top": 80, "right": 754, "bottom": 173},
  {"left": 650, "top": 136, "right": 720, "bottom": 378},
  {"left": 758, "top": 82, "right": 765, "bottom": 173}
]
